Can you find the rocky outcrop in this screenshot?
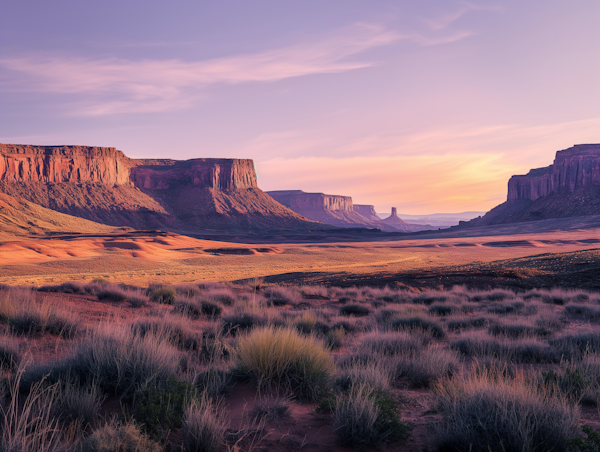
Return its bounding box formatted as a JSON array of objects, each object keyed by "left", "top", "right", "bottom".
[
  {"left": 354, "top": 204, "right": 381, "bottom": 222},
  {"left": 468, "top": 144, "right": 600, "bottom": 226},
  {"left": 0, "top": 144, "right": 324, "bottom": 233}
]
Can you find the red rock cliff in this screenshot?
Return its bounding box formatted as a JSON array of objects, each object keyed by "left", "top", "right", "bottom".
[
  {"left": 507, "top": 144, "right": 600, "bottom": 201},
  {"left": 0, "top": 144, "right": 259, "bottom": 191},
  {"left": 0, "top": 144, "right": 131, "bottom": 185},
  {"left": 130, "top": 158, "right": 257, "bottom": 191}
]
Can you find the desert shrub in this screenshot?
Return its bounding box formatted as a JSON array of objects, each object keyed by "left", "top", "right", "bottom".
[
  {"left": 567, "top": 425, "right": 600, "bottom": 452},
  {"left": 133, "top": 377, "right": 196, "bottom": 441},
  {"left": 0, "top": 336, "right": 20, "bottom": 370},
  {"left": 235, "top": 326, "right": 334, "bottom": 401},
  {"left": 360, "top": 331, "right": 424, "bottom": 356},
  {"left": 428, "top": 304, "right": 455, "bottom": 316},
  {"left": 200, "top": 301, "right": 223, "bottom": 317},
  {"left": 335, "top": 361, "right": 393, "bottom": 392},
  {"left": 250, "top": 396, "right": 291, "bottom": 422},
  {"left": 333, "top": 384, "right": 410, "bottom": 449},
  {"left": 0, "top": 291, "right": 79, "bottom": 338},
  {"left": 446, "top": 316, "right": 489, "bottom": 332},
  {"left": 434, "top": 368, "right": 579, "bottom": 452},
  {"left": 81, "top": 421, "right": 162, "bottom": 452},
  {"left": 193, "top": 368, "right": 231, "bottom": 398},
  {"left": 542, "top": 368, "right": 596, "bottom": 404},
  {"left": 38, "top": 281, "right": 87, "bottom": 295},
  {"left": 327, "top": 327, "right": 345, "bottom": 349},
  {"left": 68, "top": 324, "right": 180, "bottom": 398},
  {"left": 543, "top": 295, "right": 569, "bottom": 305},
  {"left": 412, "top": 294, "right": 447, "bottom": 305},
  {"left": 131, "top": 317, "right": 199, "bottom": 350},
  {"left": 565, "top": 305, "right": 600, "bottom": 322},
  {"left": 392, "top": 317, "right": 445, "bottom": 339},
  {"left": 294, "top": 313, "right": 329, "bottom": 335},
  {"left": 182, "top": 396, "right": 227, "bottom": 452},
  {"left": 51, "top": 380, "right": 104, "bottom": 430},
  {"left": 488, "top": 323, "right": 547, "bottom": 338},
  {"left": 222, "top": 311, "right": 265, "bottom": 335},
  {"left": 264, "top": 287, "right": 300, "bottom": 306},
  {"left": 485, "top": 291, "right": 513, "bottom": 301},
  {"left": 452, "top": 335, "right": 559, "bottom": 363},
  {"left": 149, "top": 287, "right": 176, "bottom": 304},
  {"left": 395, "top": 346, "right": 458, "bottom": 387},
  {"left": 97, "top": 285, "right": 128, "bottom": 301},
  {"left": 551, "top": 332, "right": 600, "bottom": 359},
  {"left": 487, "top": 301, "right": 528, "bottom": 315},
  {"left": 174, "top": 299, "right": 222, "bottom": 319},
  {"left": 340, "top": 304, "right": 370, "bottom": 317},
  {"left": 205, "top": 288, "right": 236, "bottom": 306}
]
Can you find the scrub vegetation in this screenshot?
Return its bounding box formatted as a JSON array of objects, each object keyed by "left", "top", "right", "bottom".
[{"left": 0, "top": 283, "right": 599, "bottom": 451}]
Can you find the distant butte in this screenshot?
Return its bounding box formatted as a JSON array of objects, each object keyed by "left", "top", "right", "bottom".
[
  {"left": 267, "top": 190, "right": 432, "bottom": 232},
  {"left": 465, "top": 144, "right": 600, "bottom": 226}
]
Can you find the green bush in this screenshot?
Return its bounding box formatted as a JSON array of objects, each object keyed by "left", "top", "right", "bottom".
[
  {"left": 133, "top": 377, "right": 196, "bottom": 441},
  {"left": 150, "top": 287, "right": 176, "bottom": 304},
  {"left": 567, "top": 425, "right": 600, "bottom": 452}
]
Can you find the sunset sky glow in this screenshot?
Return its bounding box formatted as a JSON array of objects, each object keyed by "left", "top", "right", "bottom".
[{"left": 1, "top": 0, "right": 599, "bottom": 214}]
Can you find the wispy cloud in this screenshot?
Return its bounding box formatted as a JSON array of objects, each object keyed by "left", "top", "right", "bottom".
[{"left": 0, "top": 24, "right": 400, "bottom": 115}]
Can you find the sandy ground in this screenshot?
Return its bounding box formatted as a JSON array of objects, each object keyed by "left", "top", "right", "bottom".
[{"left": 0, "top": 227, "right": 599, "bottom": 287}]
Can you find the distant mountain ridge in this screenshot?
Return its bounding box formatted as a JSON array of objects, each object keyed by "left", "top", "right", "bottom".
[{"left": 0, "top": 144, "right": 327, "bottom": 233}]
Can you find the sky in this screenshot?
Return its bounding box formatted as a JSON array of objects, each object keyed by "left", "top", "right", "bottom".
[{"left": 1, "top": 1, "right": 599, "bottom": 215}]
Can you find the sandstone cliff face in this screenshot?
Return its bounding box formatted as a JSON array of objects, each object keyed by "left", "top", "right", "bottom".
[
  {"left": 507, "top": 144, "right": 600, "bottom": 201},
  {"left": 468, "top": 144, "right": 600, "bottom": 226},
  {"left": 130, "top": 159, "right": 257, "bottom": 191},
  {"left": 0, "top": 144, "right": 131, "bottom": 185},
  {"left": 0, "top": 144, "right": 322, "bottom": 232}
]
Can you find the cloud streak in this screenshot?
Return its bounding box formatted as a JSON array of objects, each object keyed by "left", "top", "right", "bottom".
[{"left": 0, "top": 24, "right": 400, "bottom": 115}]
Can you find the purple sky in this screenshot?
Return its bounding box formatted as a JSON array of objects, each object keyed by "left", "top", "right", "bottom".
[{"left": 1, "top": 0, "right": 599, "bottom": 214}]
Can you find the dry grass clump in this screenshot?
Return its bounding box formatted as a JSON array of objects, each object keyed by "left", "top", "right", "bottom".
[
  {"left": 340, "top": 304, "right": 371, "bottom": 317},
  {"left": 433, "top": 365, "right": 579, "bottom": 452},
  {"left": 394, "top": 345, "right": 458, "bottom": 387},
  {"left": 0, "top": 335, "right": 20, "bottom": 371},
  {"left": 550, "top": 331, "right": 600, "bottom": 360},
  {"left": 0, "top": 289, "right": 79, "bottom": 337},
  {"left": 222, "top": 309, "right": 266, "bottom": 335},
  {"left": 359, "top": 331, "right": 425, "bottom": 356},
  {"left": 131, "top": 316, "right": 200, "bottom": 350},
  {"left": 149, "top": 286, "right": 176, "bottom": 304},
  {"left": 333, "top": 383, "right": 410, "bottom": 450},
  {"left": 452, "top": 333, "right": 559, "bottom": 363},
  {"left": 182, "top": 396, "right": 228, "bottom": 452},
  {"left": 391, "top": 316, "right": 445, "bottom": 339},
  {"left": 263, "top": 286, "right": 301, "bottom": 306},
  {"left": 235, "top": 326, "right": 334, "bottom": 401}
]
